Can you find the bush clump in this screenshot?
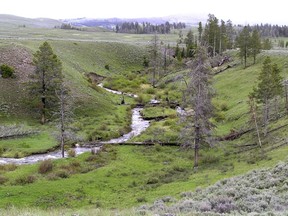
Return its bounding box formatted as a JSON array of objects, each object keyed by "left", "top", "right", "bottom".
[
  {"left": 0, "top": 64, "right": 15, "bottom": 78},
  {"left": 38, "top": 159, "right": 53, "bottom": 174}
]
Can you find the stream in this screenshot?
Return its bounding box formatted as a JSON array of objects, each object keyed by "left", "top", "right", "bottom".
[{"left": 0, "top": 86, "right": 149, "bottom": 165}]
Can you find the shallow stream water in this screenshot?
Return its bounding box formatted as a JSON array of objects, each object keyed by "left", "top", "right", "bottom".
[{"left": 0, "top": 86, "right": 149, "bottom": 165}]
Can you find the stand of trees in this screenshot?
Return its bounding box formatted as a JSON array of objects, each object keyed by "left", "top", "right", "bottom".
[
  {"left": 116, "top": 21, "right": 185, "bottom": 34},
  {"left": 253, "top": 24, "right": 288, "bottom": 38}
]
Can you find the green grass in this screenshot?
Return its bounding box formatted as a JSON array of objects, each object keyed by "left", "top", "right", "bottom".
[
  {"left": 0, "top": 144, "right": 287, "bottom": 210},
  {"left": 0, "top": 132, "right": 57, "bottom": 157},
  {"left": 2, "top": 21, "right": 288, "bottom": 215}
]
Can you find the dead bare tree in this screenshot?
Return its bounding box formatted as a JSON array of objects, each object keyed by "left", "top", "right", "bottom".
[
  {"left": 55, "top": 83, "right": 72, "bottom": 158},
  {"left": 180, "top": 45, "right": 215, "bottom": 168},
  {"left": 248, "top": 95, "right": 262, "bottom": 148}
]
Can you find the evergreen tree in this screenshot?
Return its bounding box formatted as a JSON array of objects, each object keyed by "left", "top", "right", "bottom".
[
  {"left": 185, "top": 29, "right": 196, "bottom": 57},
  {"left": 30, "top": 41, "right": 63, "bottom": 124},
  {"left": 219, "top": 20, "right": 228, "bottom": 54},
  {"left": 198, "top": 22, "right": 203, "bottom": 44},
  {"left": 252, "top": 57, "right": 283, "bottom": 136},
  {"left": 236, "top": 26, "right": 251, "bottom": 68},
  {"left": 225, "top": 19, "right": 235, "bottom": 49},
  {"left": 251, "top": 29, "right": 262, "bottom": 64},
  {"left": 180, "top": 46, "right": 214, "bottom": 168},
  {"left": 203, "top": 14, "right": 220, "bottom": 56}
]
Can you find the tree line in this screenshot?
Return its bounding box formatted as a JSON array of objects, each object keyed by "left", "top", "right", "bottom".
[
  {"left": 252, "top": 24, "right": 288, "bottom": 38},
  {"left": 145, "top": 13, "right": 286, "bottom": 167},
  {"left": 115, "top": 21, "right": 186, "bottom": 34}
]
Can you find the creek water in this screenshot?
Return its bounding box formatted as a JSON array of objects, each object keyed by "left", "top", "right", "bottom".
[{"left": 0, "top": 86, "right": 149, "bottom": 165}]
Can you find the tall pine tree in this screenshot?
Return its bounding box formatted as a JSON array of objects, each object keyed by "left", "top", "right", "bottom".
[
  {"left": 252, "top": 57, "right": 283, "bottom": 136},
  {"left": 30, "top": 41, "right": 63, "bottom": 124},
  {"left": 251, "top": 29, "right": 262, "bottom": 64}
]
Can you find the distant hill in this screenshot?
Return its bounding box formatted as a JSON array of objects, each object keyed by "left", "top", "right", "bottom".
[
  {"left": 0, "top": 14, "right": 62, "bottom": 28},
  {"left": 62, "top": 14, "right": 205, "bottom": 29}
]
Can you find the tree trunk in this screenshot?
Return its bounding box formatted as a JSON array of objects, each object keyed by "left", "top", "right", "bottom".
[
  {"left": 250, "top": 97, "right": 262, "bottom": 148},
  {"left": 60, "top": 88, "right": 65, "bottom": 158},
  {"left": 263, "top": 98, "right": 269, "bottom": 137},
  {"left": 285, "top": 84, "right": 288, "bottom": 113},
  {"left": 41, "top": 96, "right": 46, "bottom": 124},
  {"left": 194, "top": 124, "right": 200, "bottom": 168}
]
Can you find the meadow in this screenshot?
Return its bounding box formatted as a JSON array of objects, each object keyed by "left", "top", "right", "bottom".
[{"left": 1, "top": 15, "right": 288, "bottom": 215}]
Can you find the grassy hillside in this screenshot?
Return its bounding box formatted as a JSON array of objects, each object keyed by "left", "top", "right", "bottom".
[
  {"left": 0, "top": 14, "right": 62, "bottom": 28},
  {"left": 0, "top": 34, "right": 148, "bottom": 156},
  {"left": 1, "top": 22, "right": 288, "bottom": 215}
]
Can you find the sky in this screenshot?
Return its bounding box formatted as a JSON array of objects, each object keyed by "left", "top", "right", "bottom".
[{"left": 1, "top": 0, "right": 288, "bottom": 25}]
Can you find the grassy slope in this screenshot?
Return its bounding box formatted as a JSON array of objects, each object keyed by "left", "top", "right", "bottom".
[
  {"left": 0, "top": 28, "right": 148, "bottom": 155},
  {"left": 1, "top": 22, "right": 288, "bottom": 214}
]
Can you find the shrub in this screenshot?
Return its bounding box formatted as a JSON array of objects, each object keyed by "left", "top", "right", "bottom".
[
  {"left": 38, "top": 159, "right": 53, "bottom": 174},
  {"left": 68, "top": 149, "right": 76, "bottom": 157},
  {"left": 137, "top": 197, "right": 147, "bottom": 203},
  {"left": 0, "top": 64, "right": 15, "bottom": 78},
  {"left": 145, "top": 87, "right": 156, "bottom": 94},
  {"left": 15, "top": 175, "right": 37, "bottom": 185},
  {"left": 0, "top": 164, "right": 17, "bottom": 172},
  {"left": 56, "top": 170, "right": 69, "bottom": 178},
  {"left": 0, "top": 175, "right": 8, "bottom": 185}
]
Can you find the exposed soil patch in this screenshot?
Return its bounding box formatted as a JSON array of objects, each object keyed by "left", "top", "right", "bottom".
[{"left": 0, "top": 44, "right": 34, "bottom": 83}]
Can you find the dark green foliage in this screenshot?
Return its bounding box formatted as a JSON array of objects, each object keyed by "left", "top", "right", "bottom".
[
  {"left": 143, "top": 56, "right": 149, "bottom": 67},
  {"left": 262, "top": 38, "right": 272, "bottom": 50},
  {"left": 251, "top": 29, "right": 261, "bottom": 64},
  {"left": 0, "top": 64, "right": 15, "bottom": 78},
  {"left": 253, "top": 57, "right": 283, "bottom": 103},
  {"left": 251, "top": 57, "right": 283, "bottom": 136},
  {"left": 184, "top": 29, "right": 196, "bottom": 57},
  {"left": 0, "top": 175, "right": 8, "bottom": 185},
  {"left": 30, "top": 41, "right": 63, "bottom": 124},
  {"left": 115, "top": 21, "right": 185, "bottom": 34},
  {"left": 104, "top": 64, "right": 110, "bottom": 70},
  {"left": 236, "top": 26, "right": 251, "bottom": 68}
]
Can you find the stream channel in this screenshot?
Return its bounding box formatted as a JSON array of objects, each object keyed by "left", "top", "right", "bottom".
[{"left": 0, "top": 85, "right": 149, "bottom": 165}]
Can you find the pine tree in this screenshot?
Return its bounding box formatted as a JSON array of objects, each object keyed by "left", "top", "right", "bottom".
[
  {"left": 203, "top": 14, "right": 220, "bottom": 56},
  {"left": 252, "top": 57, "right": 283, "bottom": 136},
  {"left": 198, "top": 22, "right": 203, "bottom": 44},
  {"left": 30, "top": 41, "right": 63, "bottom": 124},
  {"left": 236, "top": 26, "right": 251, "bottom": 68},
  {"left": 180, "top": 46, "right": 214, "bottom": 168},
  {"left": 251, "top": 29, "right": 262, "bottom": 64},
  {"left": 185, "top": 29, "right": 196, "bottom": 57}
]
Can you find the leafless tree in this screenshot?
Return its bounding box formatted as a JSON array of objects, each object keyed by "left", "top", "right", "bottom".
[
  {"left": 180, "top": 46, "right": 215, "bottom": 168},
  {"left": 148, "top": 33, "right": 160, "bottom": 87},
  {"left": 55, "top": 83, "right": 72, "bottom": 158}
]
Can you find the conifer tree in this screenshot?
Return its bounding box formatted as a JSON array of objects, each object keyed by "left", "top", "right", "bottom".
[
  {"left": 251, "top": 29, "right": 262, "bottom": 64},
  {"left": 198, "top": 22, "right": 203, "bottom": 44},
  {"left": 30, "top": 41, "right": 63, "bottom": 124},
  {"left": 180, "top": 46, "right": 214, "bottom": 168},
  {"left": 185, "top": 29, "right": 196, "bottom": 57},
  {"left": 236, "top": 26, "right": 251, "bottom": 68},
  {"left": 252, "top": 57, "right": 283, "bottom": 136}
]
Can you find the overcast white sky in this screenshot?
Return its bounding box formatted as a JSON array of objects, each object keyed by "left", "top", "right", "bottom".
[{"left": 0, "top": 0, "right": 288, "bottom": 25}]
